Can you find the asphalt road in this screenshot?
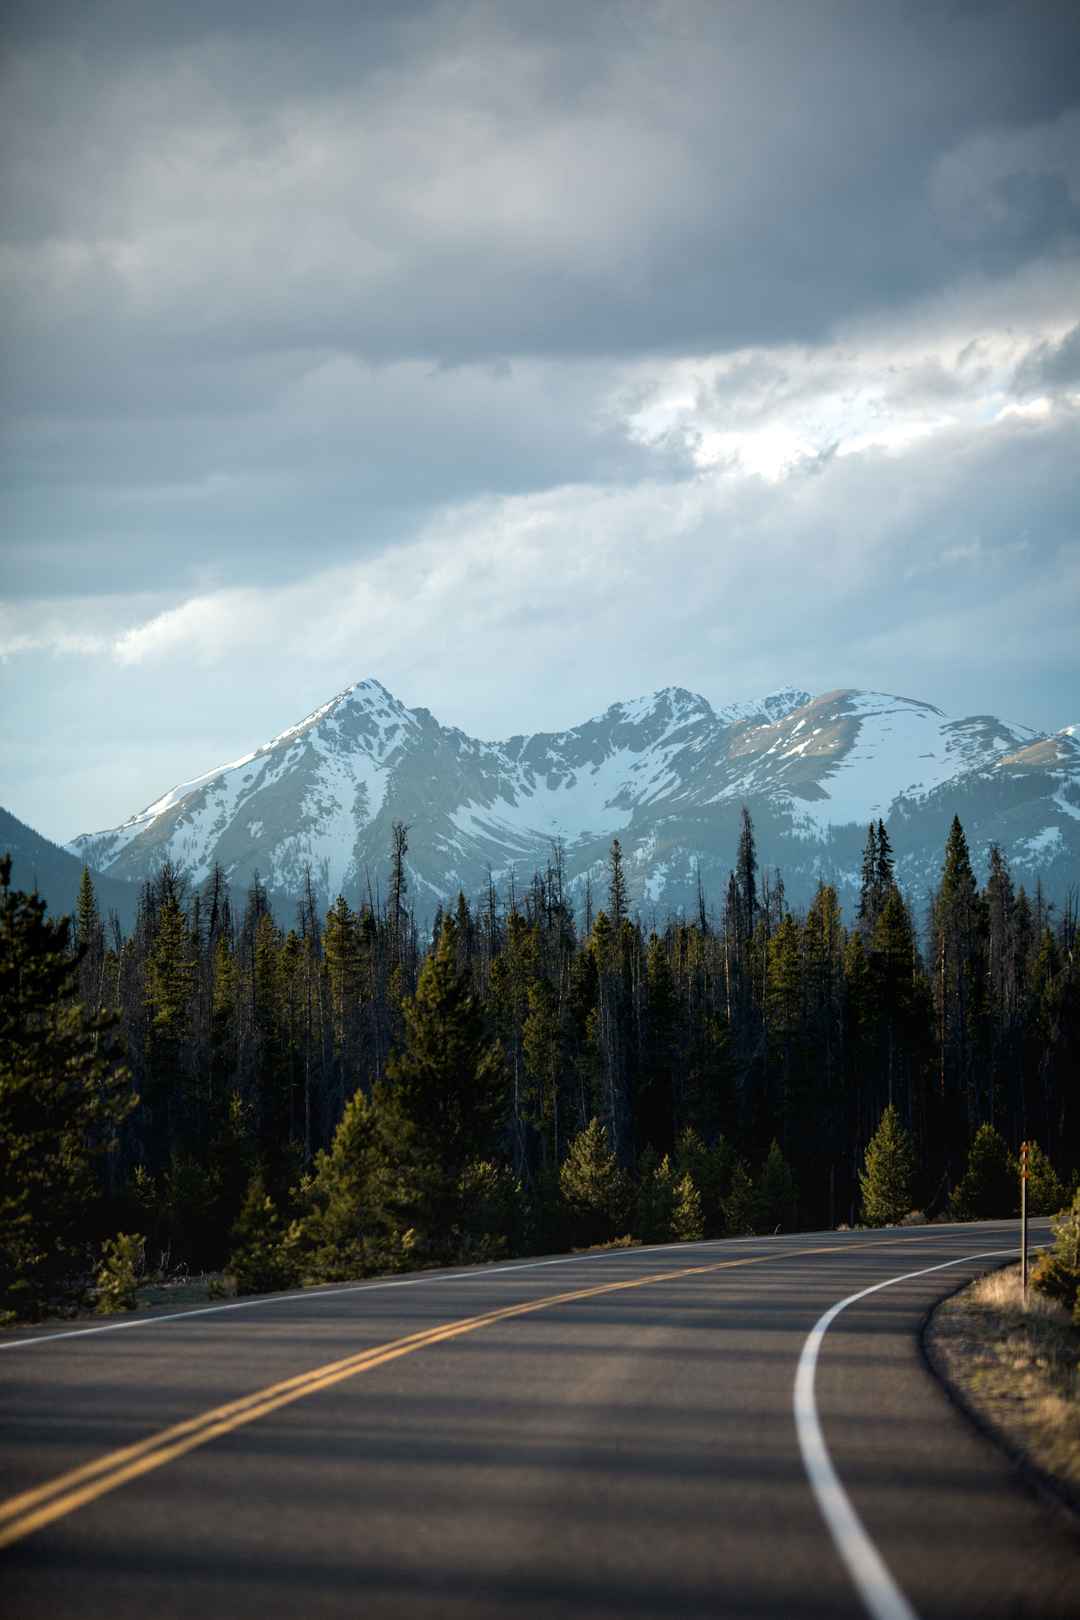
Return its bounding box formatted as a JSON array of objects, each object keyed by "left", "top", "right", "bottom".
[{"left": 2, "top": 1221, "right": 1076, "bottom": 1619}]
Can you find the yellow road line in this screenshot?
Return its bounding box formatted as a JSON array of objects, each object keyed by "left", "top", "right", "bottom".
[{"left": 0, "top": 1234, "right": 975, "bottom": 1551}]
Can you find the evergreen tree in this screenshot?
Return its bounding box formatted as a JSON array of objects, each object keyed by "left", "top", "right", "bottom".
[
  {"left": 381, "top": 915, "right": 508, "bottom": 1259},
  {"left": 754, "top": 1139, "right": 797, "bottom": 1233},
  {"left": 735, "top": 807, "right": 758, "bottom": 941},
  {"left": 144, "top": 875, "right": 196, "bottom": 1165},
  {"left": 634, "top": 1147, "right": 675, "bottom": 1242},
  {"left": 287, "top": 1086, "right": 384, "bottom": 1282},
  {"left": 875, "top": 821, "right": 895, "bottom": 898},
  {"left": 1024, "top": 1141, "right": 1066, "bottom": 1217},
  {"left": 324, "top": 895, "right": 365, "bottom": 1094},
  {"left": 674, "top": 1125, "right": 732, "bottom": 1237},
  {"left": 639, "top": 932, "right": 678, "bottom": 1150},
  {"left": 0, "top": 856, "right": 134, "bottom": 1320},
  {"left": 857, "top": 822, "right": 879, "bottom": 933},
  {"left": 931, "top": 817, "right": 987, "bottom": 1156},
  {"left": 723, "top": 1161, "right": 757, "bottom": 1236},
  {"left": 95, "top": 1233, "right": 145, "bottom": 1314},
  {"left": 671, "top": 1171, "right": 705, "bottom": 1242},
  {"left": 74, "top": 865, "right": 105, "bottom": 1011},
  {"left": 389, "top": 820, "right": 410, "bottom": 969},
  {"left": 950, "top": 1123, "right": 1016, "bottom": 1220},
  {"left": 608, "top": 838, "right": 628, "bottom": 930},
  {"left": 858, "top": 1104, "right": 916, "bottom": 1226},
  {"left": 228, "top": 1168, "right": 295, "bottom": 1295},
  {"left": 522, "top": 977, "right": 563, "bottom": 1172},
  {"left": 795, "top": 883, "right": 846, "bottom": 1225},
  {"left": 559, "top": 1118, "right": 630, "bottom": 1246}
]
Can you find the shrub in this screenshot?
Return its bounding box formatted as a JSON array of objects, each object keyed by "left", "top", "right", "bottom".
[
  {"left": 457, "top": 1158, "right": 521, "bottom": 1262},
  {"left": 95, "top": 1233, "right": 145, "bottom": 1314},
  {"left": 1031, "top": 1188, "right": 1080, "bottom": 1313}
]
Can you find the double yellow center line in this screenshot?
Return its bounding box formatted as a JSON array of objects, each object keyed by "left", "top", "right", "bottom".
[{"left": 0, "top": 1237, "right": 911, "bottom": 1550}]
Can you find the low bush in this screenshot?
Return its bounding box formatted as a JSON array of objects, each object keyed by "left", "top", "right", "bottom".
[
  {"left": 95, "top": 1233, "right": 145, "bottom": 1314},
  {"left": 1032, "top": 1188, "right": 1080, "bottom": 1313}
]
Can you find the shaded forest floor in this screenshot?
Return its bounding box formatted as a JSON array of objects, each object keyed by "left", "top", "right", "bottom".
[{"left": 927, "top": 1262, "right": 1080, "bottom": 1510}]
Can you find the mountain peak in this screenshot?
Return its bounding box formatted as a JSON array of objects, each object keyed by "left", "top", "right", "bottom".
[
  {"left": 716, "top": 687, "right": 812, "bottom": 727},
  {"left": 604, "top": 687, "right": 714, "bottom": 726},
  {"left": 67, "top": 679, "right": 1079, "bottom": 913}
]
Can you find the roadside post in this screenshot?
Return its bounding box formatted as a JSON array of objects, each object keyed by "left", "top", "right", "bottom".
[{"left": 1020, "top": 1141, "right": 1029, "bottom": 1301}]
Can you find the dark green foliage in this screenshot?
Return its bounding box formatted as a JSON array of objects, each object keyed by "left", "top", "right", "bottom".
[
  {"left": 859, "top": 1104, "right": 916, "bottom": 1226},
  {"left": 286, "top": 1086, "right": 382, "bottom": 1283},
  {"left": 950, "top": 1123, "right": 1017, "bottom": 1220},
  {"left": 735, "top": 806, "right": 758, "bottom": 940},
  {"left": 0, "top": 856, "right": 134, "bottom": 1320},
  {"left": 635, "top": 1147, "right": 675, "bottom": 1242},
  {"left": 1025, "top": 1142, "right": 1066, "bottom": 1217},
  {"left": 228, "top": 1170, "right": 295, "bottom": 1296},
  {"left": 560, "top": 1118, "right": 630, "bottom": 1246},
  {"left": 671, "top": 1172, "right": 705, "bottom": 1242},
  {"left": 95, "top": 1233, "right": 145, "bottom": 1314},
  {"left": 674, "top": 1126, "right": 733, "bottom": 1237},
  {"left": 723, "top": 1162, "right": 757, "bottom": 1236},
  {"left": 754, "top": 1140, "right": 797, "bottom": 1233},
  {"left": 608, "top": 838, "right": 628, "bottom": 929},
  {"left": 380, "top": 915, "right": 508, "bottom": 1261},
  {"left": 457, "top": 1159, "right": 522, "bottom": 1262}
]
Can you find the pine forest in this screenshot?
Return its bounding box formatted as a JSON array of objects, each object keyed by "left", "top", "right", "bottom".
[{"left": 2, "top": 810, "right": 1078, "bottom": 1321}]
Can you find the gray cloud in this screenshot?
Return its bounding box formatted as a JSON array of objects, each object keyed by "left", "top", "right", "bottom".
[
  {"left": 1014, "top": 322, "right": 1080, "bottom": 393},
  {"left": 2, "top": 1, "right": 1078, "bottom": 837}
]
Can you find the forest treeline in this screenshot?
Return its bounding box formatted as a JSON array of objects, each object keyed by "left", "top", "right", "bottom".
[{"left": 2, "top": 810, "right": 1078, "bottom": 1319}]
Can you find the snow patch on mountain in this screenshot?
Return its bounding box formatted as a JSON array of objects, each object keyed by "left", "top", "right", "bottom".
[
  {"left": 450, "top": 746, "right": 643, "bottom": 845},
  {"left": 716, "top": 687, "right": 811, "bottom": 727},
  {"left": 1020, "top": 825, "right": 1064, "bottom": 860}
]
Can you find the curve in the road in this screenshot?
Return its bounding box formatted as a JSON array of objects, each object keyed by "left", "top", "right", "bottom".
[
  {"left": 2, "top": 1225, "right": 1064, "bottom": 1620},
  {"left": 795, "top": 1245, "right": 1017, "bottom": 1620}
]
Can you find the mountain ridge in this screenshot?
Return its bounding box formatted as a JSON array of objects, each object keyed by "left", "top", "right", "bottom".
[{"left": 67, "top": 678, "right": 1080, "bottom": 918}]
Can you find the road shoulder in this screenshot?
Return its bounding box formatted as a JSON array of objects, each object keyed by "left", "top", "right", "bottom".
[{"left": 924, "top": 1262, "right": 1080, "bottom": 1520}]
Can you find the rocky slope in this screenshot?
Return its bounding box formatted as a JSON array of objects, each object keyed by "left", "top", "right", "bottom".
[{"left": 68, "top": 680, "right": 1080, "bottom": 919}]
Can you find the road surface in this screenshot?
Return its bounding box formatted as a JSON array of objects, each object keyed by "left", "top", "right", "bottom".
[{"left": 2, "top": 1221, "right": 1076, "bottom": 1618}]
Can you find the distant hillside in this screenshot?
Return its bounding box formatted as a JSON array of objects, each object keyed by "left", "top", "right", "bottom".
[{"left": 1, "top": 806, "right": 144, "bottom": 932}]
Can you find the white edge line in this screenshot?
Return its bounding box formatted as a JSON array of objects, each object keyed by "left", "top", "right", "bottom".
[
  {"left": 794, "top": 1245, "right": 1017, "bottom": 1620},
  {"left": 1, "top": 1222, "right": 1033, "bottom": 1353},
  {"left": 0, "top": 1235, "right": 747, "bottom": 1351}
]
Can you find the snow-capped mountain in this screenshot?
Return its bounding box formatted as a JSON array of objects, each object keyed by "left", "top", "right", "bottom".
[{"left": 69, "top": 680, "right": 1080, "bottom": 917}]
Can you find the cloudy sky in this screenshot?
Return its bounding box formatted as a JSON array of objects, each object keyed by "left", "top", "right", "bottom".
[{"left": 3, "top": 0, "right": 1078, "bottom": 842}]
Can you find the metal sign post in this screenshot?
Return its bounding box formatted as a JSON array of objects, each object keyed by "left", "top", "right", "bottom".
[{"left": 1020, "top": 1141, "right": 1029, "bottom": 1302}]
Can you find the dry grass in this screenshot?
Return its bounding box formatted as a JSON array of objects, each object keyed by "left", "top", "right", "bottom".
[
  {"left": 927, "top": 1262, "right": 1080, "bottom": 1499},
  {"left": 570, "top": 1234, "right": 643, "bottom": 1253}
]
